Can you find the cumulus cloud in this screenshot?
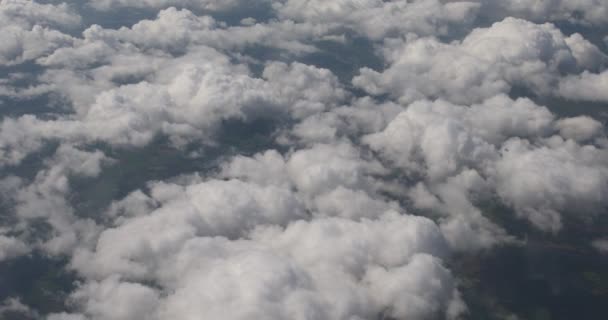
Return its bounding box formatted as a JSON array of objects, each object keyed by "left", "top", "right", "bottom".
[
  {"left": 223, "top": 142, "right": 401, "bottom": 220},
  {"left": 1, "top": 1, "right": 608, "bottom": 319},
  {"left": 558, "top": 70, "right": 608, "bottom": 102},
  {"left": 363, "top": 95, "right": 554, "bottom": 180},
  {"left": 0, "top": 25, "right": 73, "bottom": 66},
  {"left": 63, "top": 8, "right": 325, "bottom": 56},
  {"left": 0, "top": 0, "right": 80, "bottom": 66},
  {"left": 68, "top": 276, "right": 161, "bottom": 320},
  {"left": 0, "top": 298, "right": 38, "bottom": 319},
  {"left": 555, "top": 116, "right": 604, "bottom": 141},
  {"left": 49, "top": 136, "right": 467, "bottom": 319},
  {"left": 0, "top": 234, "right": 30, "bottom": 261},
  {"left": 72, "top": 59, "right": 344, "bottom": 147},
  {"left": 471, "top": 0, "right": 608, "bottom": 26},
  {"left": 364, "top": 94, "right": 608, "bottom": 239},
  {"left": 0, "top": 30, "right": 346, "bottom": 164},
  {"left": 1, "top": 144, "right": 109, "bottom": 255},
  {"left": 65, "top": 209, "right": 460, "bottom": 320},
  {"left": 354, "top": 17, "right": 605, "bottom": 104},
  {"left": 89, "top": 0, "right": 265, "bottom": 12},
  {"left": 0, "top": 0, "right": 81, "bottom": 29},
  {"left": 275, "top": 0, "right": 480, "bottom": 39},
  {"left": 494, "top": 137, "right": 608, "bottom": 232}
]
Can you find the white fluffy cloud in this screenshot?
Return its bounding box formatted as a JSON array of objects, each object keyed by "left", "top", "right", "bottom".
[
  {"left": 354, "top": 17, "right": 606, "bottom": 104},
  {"left": 471, "top": 0, "right": 608, "bottom": 26},
  {"left": 275, "top": 0, "right": 480, "bottom": 39},
  {"left": 364, "top": 94, "right": 608, "bottom": 237},
  {"left": 364, "top": 95, "right": 555, "bottom": 180},
  {"left": 558, "top": 70, "right": 608, "bottom": 102},
  {"left": 222, "top": 142, "right": 399, "bottom": 220},
  {"left": 0, "top": 0, "right": 81, "bottom": 29},
  {"left": 494, "top": 137, "right": 608, "bottom": 232},
  {"left": 52, "top": 138, "right": 464, "bottom": 319},
  {"left": 0, "top": 144, "right": 108, "bottom": 256},
  {"left": 72, "top": 178, "right": 305, "bottom": 280},
  {"left": 89, "top": 0, "right": 265, "bottom": 12},
  {"left": 64, "top": 8, "right": 325, "bottom": 56},
  {"left": 0, "top": 0, "right": 78, "bottom": 66},
  {"left": 1, "top": 1, "right": 608, "bottom": 319},
  {"left": 64, "top": 208, "right": 460, "bottom": 320},
  {"left": 0, "top": 39, "right": 346, "bottom": 165},
  {"left": 68, "top": 59, "right": 344, "bottom": 147},
  {"left": 555, "top": 116, "right": 604, "bottom": 141}
]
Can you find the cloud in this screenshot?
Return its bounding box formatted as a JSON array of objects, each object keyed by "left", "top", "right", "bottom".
[
  {"left": 1, "top": 52, "right": 346, "bottom": 166},
  {"left": 363, "top": 95, "right": 554, "bottom": 180},
  {"left": 364, "top": 94, "right": 608, "bottom": 239},
  {"left": 73, "top": 60, "right": 344, "bottom": 147},
  {"left": 89, "top": 0, "right": 266, "bottom": 12},
  {"left": 0, "top": 298, "right": 38, "bottom": 319},
  {"left": 494, "top": 137, "right": 608, "bottom": 232},
  {"left": 354, "top": 17, "right": 605, "bottom": 104},
  {"left": 0, "top": 234, "right": 30, "bottom": 261},
  {"left": 471, "top": 0, "right": 608, "bottom": 26},
  {"left": 592, "top": 239, "right": 608, "bottom": 254},
  {"left": 1, "top": 1, "right": 608, "bottom": 319},
  {"left": 558, "top": 70, "right": 608, "bottom": 102},
  {"left": 0, "top": 25, "right": 73, "bottom": 66},
  {"left": 67, "top": 8, "right": 322, "bottom": 55},
  {"left": 1, "top": 144, "right": 109, "bottom": 256},
  {"left": 365, "top": 254, "right": 466, "bottom": 320},
  {"left": 0, "top": 0, "right": 81, "bottom": 29},
  {"left": 69, "top": 276, "right": 161, "bottom": 320},
  {"left": 55, "top": 135, "right": 464, "bottom": 319},
  {"left": 0, "top": 0, "right": 79, "bottom": 66},
  {"left": 286, "top": 97, "right": 403, "bottom": 144},
  {"left": 555, "top": 116, "right": 604, "bottom": 141},
  {"left": 222, "top": 143, "right": 403, "bottom": 222},
  {"left": 65, "top": 209, "right": 459, "bottom": 320},
  {"left": 71, "top": 178, "right": 306, "bottom": 280},
  {"left": 275, "top": 0, "right": 480, "bottom": 39}
]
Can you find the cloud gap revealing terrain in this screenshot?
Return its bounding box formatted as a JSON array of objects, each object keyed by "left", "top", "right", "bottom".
[{"left": 0, "top": 0, "right": 607, "bottom": 319}]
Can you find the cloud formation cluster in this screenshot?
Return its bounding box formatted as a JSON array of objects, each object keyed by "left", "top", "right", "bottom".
[
  {"left": 354, "top": 17, "right": 608, "bottom": 104},
  {"left": 0, "top": 0, "right": 78, "bottom": 66},
  {"left": 0, "top": 0, "right": 607, "bottom": 319}
]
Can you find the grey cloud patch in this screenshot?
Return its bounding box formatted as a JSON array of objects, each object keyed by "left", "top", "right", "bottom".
[
  {"left": 558, "top": 70, "right": 608, "bottom": 102},
  {"left": 0, "top": 0, "right": 80, "bottom": 66},
  {"left": 5, "top": 145, "right": 109, "bottom": 255},
  {"left": 593, "top": 239, "right": 608, "bottom": 253},
  {"left": 89, "top": 0, "right": 266, "bottom": 12},
  {"left": 471, "top": 0, "right": 608, "bottom": 26},
  {"left": 0, "top": 0, "right": 81, "bottom": 29},
  {"left": 274, "top": 0, "right": 480, "bottom": 40},
  {"left": 0, "top": 234, "right": 30, "bottom": 261}
]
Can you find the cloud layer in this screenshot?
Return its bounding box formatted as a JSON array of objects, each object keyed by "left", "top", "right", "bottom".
[{"left": 0, "top": 0, "right": 607, "bottom": 319}]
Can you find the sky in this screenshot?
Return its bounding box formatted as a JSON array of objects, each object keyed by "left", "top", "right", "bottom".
[{"left": 0, "top": 0, "right": 607, "bottom": 319}]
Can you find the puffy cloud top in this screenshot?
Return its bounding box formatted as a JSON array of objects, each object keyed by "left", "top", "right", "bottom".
[
  {"left": 1, "top": 1, "right": 607, "bottom": 320},
  {"left": 355, "top": 17, "right": 607, "bottom": 104}
]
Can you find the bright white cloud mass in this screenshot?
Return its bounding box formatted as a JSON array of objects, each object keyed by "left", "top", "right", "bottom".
[{"left": 0, "top": 0, "right": 607, "bottom": 319}]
